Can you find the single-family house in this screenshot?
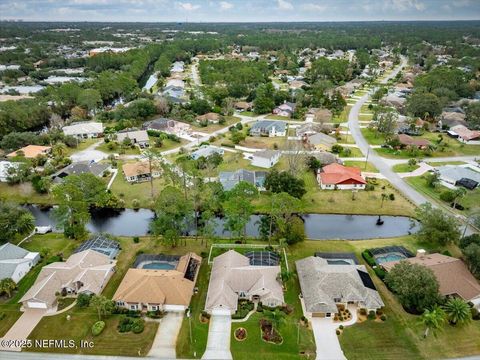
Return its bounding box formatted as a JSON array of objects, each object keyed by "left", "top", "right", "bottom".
[
  {"left": 296, "top": 123, "right": 328, "bottom": 138},
  {"left": 20, "top": 250, "right": 116, "bottom": 310},
  {"left": 219, "top": 169, "right": 267, "bottom": 191},
  {"left": 296, "top": 256, "right": 384, "bottom": 318},
  {"left": 439, "top": 111, "right": 467, "bottom": 129},
  {"left": 196, "top": 112, "right": 221, "bottom": 124},
  {"left": 171, "top": 61, "right": 185, "bottom": 73},
  {"left": 251, "top": 150, "right": 281, "bottom": 169},
  {"left": 448, "top": 125, "right": 480, "bottom": 145},
  {"left": 0, "top": 243, "right": 40, "bottom": 283},
  {"left": 0, "top": 161, "right": 19, "bottom": 182},
  {"left": 397, "top": 134, "right": 430, "bottom": 149},
  {"left": 7, "top": 145, "right": 51, "bottom": 159},
  {"left": 306, "top": 132, "right": 337, "bottom": 151},
  {"left": 162, "top": 86, "right": 186, "bottom": 104},
  {"left": 190, "top": 145, "right": 224, "bottom": 160},
  {"left": 204, "top": 250, "right": 284, "bottom": 314},
  {"left": 122, "top": 161, "right": 161, "bottom": 183},
  {"left": 289, "top": 80, "right": 307, "bottom": 91},
  {"left": 273, "top": 102, "right": 296, "bottom": 117},
  {"left": 51, "top": 161, "right": 110, "bottom": 183},
  {"left": 317, "top": 163, "right": 366, "bottom": 190},
  {"left": 62, "top": 121, "right": 104, "bottom": 139},
  {"left": 249, "top": 120, "right": 287, "bottom": 137},
  {"left": 144, "top": 118, "right": 191, "bottom": 136},
  {"left": 116, "top": 130, "right": 150, "bottom": 148},
  {"left": 381, "top": 251, "right": 480, "bottom": 307},
  {"left": 113, "top": 252, "right": 201, "bottom": 312},
  {"left": 435, "top": 165, "right": 480, "bottom": 189},
  {"left": 234, "top": 101, "right": 252, "bottom": 112},
  {"left": 305, "top": 108, "right": 332, "bottom": 123}
]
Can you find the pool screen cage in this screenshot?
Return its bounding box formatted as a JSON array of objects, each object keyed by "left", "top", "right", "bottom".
[
  {"left": 368, "top": 246, "right": 414, "bottom": 258},
  {"left": 245, "top": 251, "right": 280, "bottom": 266},
  {"left": 74, "top": 234, "right": 121, "bottom": 258},
  {"left": 133, "top": 254, "right": 180, "bottom": 268}
]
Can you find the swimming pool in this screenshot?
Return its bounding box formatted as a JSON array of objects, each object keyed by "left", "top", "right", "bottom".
[
  {"left": 139, "top": 261, "right": 177, "bottom": 270},
  {"left": 374, "top": 253, "right": 406, "bottom": 264}
]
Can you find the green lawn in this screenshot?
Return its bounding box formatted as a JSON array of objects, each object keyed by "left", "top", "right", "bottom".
[
  {"left": 96, "top": 141, "right": 141, "bottom": 156},
  {"left": 0, "top": 182, "right": 53, "bottom": 205},
  {"left": 0, "top": 304, "right": 22, "bottom": 337},
  {"left": 392, "top": 163, "right": 420, "bottom": 173},
  {"left": 360, "top": 128, "right": 386, "bottom": 146},
  {"left": 65, "top": 139, "right": 98, "bottom": 156},
  {"left": 339, "top": 146, "right": 364, "bottom": 158},
  {"left": 344, "top": 160, "right": 378, "bottom": 173},
  {"left": 191, "top": 116, "right": 241, "bottom": 133},
  {"left": 254, "top": 172, "right": 415, "bottom": 217},
  {"left": 265, "top": 114, "right": 292, "bottom": 121},
  {"left": 406, "top": 175, "right": 480, "bottom": 214},
  {"left": 28, "top": 308, "right": 158, "bottom": 356},
  {"left": 332, "top": 106, "right": 351, "bottom": 124}
]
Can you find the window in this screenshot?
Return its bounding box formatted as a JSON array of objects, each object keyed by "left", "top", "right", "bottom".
[
  {"left": 117, "top": 301, "right": 125, "bottom": 306},
  {"left": 130, "top": 304, "right": 137, "bottom": 310},
  {"left": 151, "top": 305, "right": 158, "bottom": 311}
]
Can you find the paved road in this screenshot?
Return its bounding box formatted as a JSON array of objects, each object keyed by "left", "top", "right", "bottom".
[
  {"left": 348, "top": 57, "right": 430, "bottom": 206},
  {"left": 201, "top": 310, "right": 232, "bottom": 360}
]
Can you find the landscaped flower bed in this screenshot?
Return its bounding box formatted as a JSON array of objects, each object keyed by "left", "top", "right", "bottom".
[
  {"left": 259, "top": 319, "right": 283, "bottom": 344},
  {"left": 234, "top": 327, "right": 247, "bottom": 341}
]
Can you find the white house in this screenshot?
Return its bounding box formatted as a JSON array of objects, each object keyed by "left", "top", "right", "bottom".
[
  {"left": 63, "top": 121, "right": 104, "bottom": 139},
  {"left": 249, "top": 120, "right": 287, "bottom": 137},
  {"left": 251, "top": 150, "right": 281, "bottom": 168},
  {"left": 0, "top": 243, "right": 40, "bottom": 283}
]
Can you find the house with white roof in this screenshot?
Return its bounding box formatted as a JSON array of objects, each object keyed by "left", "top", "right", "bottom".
[
  {"left": 0, "top": 243, "right": 40, "bottom": 283},
  {"left": 190, "top": 145, "right": 224, "bottom": 160},
  {"left": 62, "top": 121, "right": 104, "bottom": 139},
  {"left": 251, "top": 150, "right": 281, "bottom": 168},
  {"left": 204, "top": 250, "right": 284, "bottom": 314},
  {"left": 20, "top": 250, "right": 116, "bottom": 310}
]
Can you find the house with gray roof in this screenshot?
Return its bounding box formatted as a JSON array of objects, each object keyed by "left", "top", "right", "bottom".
[
  {"left": 51, "top": 161, "right": 110, "bottom": 183},
  {"left": 190, "top": 145, "right": 224, "bottom": 160},
  {"left": 249, "top": 120, "right": 287, "bottom": 137},
  {"left": 116, "top": 130, "right": 150, "bottom": 148},
  {"left": 296, "top": 256, "right": 384, "bottom": 318},
  {"left": 0, "top": 243, "right": 40, "bottom": 283},
  {"left": 219, "top": 169, "right": 267, "bottom": 191},
  {"left": 435, "top": 165, "right": 480, "bottom": 189}
]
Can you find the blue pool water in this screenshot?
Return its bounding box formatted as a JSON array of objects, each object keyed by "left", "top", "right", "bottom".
[
  {"left": 375, "top": 253, "right": 406, "bottom": 264},
  {"left": 141, "top": 262, "right": 176, "bottom": 270}
]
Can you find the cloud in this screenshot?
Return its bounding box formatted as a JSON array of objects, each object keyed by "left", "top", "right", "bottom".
[
  {"left": 219, "top": 1, "right": 233, "bottom": 10},
  {"left": 453, "top": 0, "right": 471, "bottom": 7},
  {"left": 176, "top": 2, "right": 200, "bottom": 11},
  {"left": 386, "top": 0, "right": 426, "bottom": 11},
  {"left": 301, "top": 3, "right": 328, "bottom": 12},
  {"left": 277, "top": 0, "right": 293, "bottom": 10}
]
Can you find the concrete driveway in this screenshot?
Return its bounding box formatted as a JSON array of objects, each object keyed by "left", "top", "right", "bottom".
[
  {"left": 0, "top": 309, "right": 46, "bottom": 352},
  {"left": 311, "top": 318, "right": 346, "bottom": 360},
  {"left": 148, "top": 312, "right": 183, "bottom": 359},
  {"left": 70, "top": 140, "right": 108, "bottom": 163},
  {"left": 201, "top": 309, "right": 233, "bottom": 360}
]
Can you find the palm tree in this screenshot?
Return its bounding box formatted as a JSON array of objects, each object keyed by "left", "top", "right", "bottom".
[
  {"left": 444, "top": 298, "right": 471, "bottom": 325},
  {"left": 452, "top": 188, "right": 467, "bottom": 210},
  {"left": 0, "top": 278, "right": 17, "bottom": 298},
  {"left": 420, "top": 305, "right": 445, "bottom": 338},
  {"left": 264, "top": 309, "right": 286, "bottom": 337}
]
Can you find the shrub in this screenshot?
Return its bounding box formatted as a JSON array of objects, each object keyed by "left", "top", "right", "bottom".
[
  {"left": 362, "top": 250, "right": 376, "bottom": 267},
  {"left": 440, "top": 190, "right": 456, "bottom": 203},
  {"left": 132, "top": 199, "right": 140, "bottom": 209},
  {"left": 336, "top": 329, "right": 341, "bottom": 335},
  {"left": 359, "top": 308, "right": 367, "bottom": 316},
  {"left": 77, "top": 293, "right": 92, "bottom": 308},
  {"left": 92, "top": 321, "right": 105, "bottom": 336},
  {"left": 376, "top": 309, "right": 383, "bottom": 316},
  {"left": 471, "top": 307, "right": 480, "bottom": 320},
  {"left": 132, "top": 318, "right": 145, "bottom": 333},
  {"left": 118, "top": 316, "right": 144, "bottom": 333},
  {"left": 256, "top": 303, "right": 264, "bottom": 312},
  {"left": 389, "top": 193, "right": 395, "bottom": 201},
  {"left": 133, "top": 236, "right": 140, "bottom": 243},
  {"left": 367, "top": 310, "right": 376, "bottom": 320},
  {"left": 339, "top": 325, "right": 344, "bottom": 330},
  {"left": 380, "top": 315, "right": 387, "bottom": 321},
  {"left": 374, "top": 267, "right": 386, "bottom": 279}
]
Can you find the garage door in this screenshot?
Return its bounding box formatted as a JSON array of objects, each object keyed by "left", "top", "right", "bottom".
[{"left": 27, "top": 301, "right": 47, "bottom": 309}]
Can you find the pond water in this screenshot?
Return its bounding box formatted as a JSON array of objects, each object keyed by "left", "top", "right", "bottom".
[{"left": 26, "top": 205, "right": 418, "bottom": 240}]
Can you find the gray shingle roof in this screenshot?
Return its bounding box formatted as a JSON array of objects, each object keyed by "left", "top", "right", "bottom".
[
  {"left": 0, "top": 243, "right": 28, "bottom": 261},
  {"left": 52, "top": 161, "right": 110, "bottom": 182},
  {"left": 296, "top": 256, "right": 384, "bottom": 314}
]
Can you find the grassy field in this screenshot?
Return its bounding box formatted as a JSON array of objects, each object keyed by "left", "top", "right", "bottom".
[
  {"left": 392, "top": 163, "right": 420, "bottom": 173},
  {"left": 332, "top": 106, "right": 351, "bottom": 124},
  {"left": 0, "top": 182, "right": 53, "bottom": 205},
  {"left": 191, "top": 116, "right": 241, "bottom": 133},
  {"left": 254, "top": 172, "right": 415, "bottom": 217},
  {"left": 96, "top": 141, "right": 141, "bottom": 156},
  {"left": 406, "top": 175, "right": 480, "bottom": 214},
  {"left": 265, "top": 114, "right": 292, "bottom": 121},
  {"left": 28, "top": 308, "right": 158, "bottom": 356},
  {"left": 339, "top": 146, "right": 364, "bottom": 158},
  {"left": 361, "top": 128, "right": 386, "bottom": 146},
  {"left": 65, "top": 139, "right": 98, "bottom": 156},
  {"left": 344, "top": 160, "right": 378, "bottom": 173}
]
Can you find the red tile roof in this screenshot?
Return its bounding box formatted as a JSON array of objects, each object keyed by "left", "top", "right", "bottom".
[{"left": 319, "top": 163, "right": 366, "bottom": 185}]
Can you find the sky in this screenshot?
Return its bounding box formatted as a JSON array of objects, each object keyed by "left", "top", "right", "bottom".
[{"left": 0, "top": 0, "right": 479, "bottom": 22}]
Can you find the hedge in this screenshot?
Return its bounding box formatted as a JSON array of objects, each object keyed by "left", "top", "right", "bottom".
[
  {"left": 362, "top": 250, "right": 376, "bottom": 267},
  {"left": 92, "top": 321, "right": 105, "bottom": 336}
]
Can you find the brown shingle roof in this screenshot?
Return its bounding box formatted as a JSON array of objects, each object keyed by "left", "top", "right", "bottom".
[
  {"left": 7, "top": 145, "right": 51, "bottom": 159},
  {"left": 382, "top": 253, "right": 480, "bottom": 301}
]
